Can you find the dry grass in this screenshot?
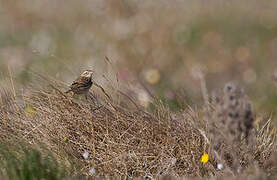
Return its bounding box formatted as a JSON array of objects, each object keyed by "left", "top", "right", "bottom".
[{"left": 0, "top": 74, "right": 276, "bottom": 179}]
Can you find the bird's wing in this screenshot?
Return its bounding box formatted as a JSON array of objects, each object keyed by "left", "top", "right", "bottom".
[{"left": 70, "top": 76, "right": 92, "bottom": 91}]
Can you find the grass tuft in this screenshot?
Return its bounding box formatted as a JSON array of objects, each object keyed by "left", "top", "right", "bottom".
[{"left": 0, "top": 75, "right": 276, "bottom": 179}]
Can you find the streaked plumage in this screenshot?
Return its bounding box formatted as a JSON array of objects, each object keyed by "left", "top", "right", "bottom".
[{"left": 66, "top": 70, "right": 94, "bottom": 99}]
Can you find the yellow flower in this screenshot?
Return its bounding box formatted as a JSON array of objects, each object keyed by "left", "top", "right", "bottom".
[
  {"left": 201, "top": 153, "right": 209, "bottom": 164},
  {"left": 25, "top": 105, "right": 35, "bottom": 116},
  {"left": 63, "top": 137, "right": 68, "bottom": 142},
  {"left": 144, "top": 68, "right": 160, "bottom": 85}
]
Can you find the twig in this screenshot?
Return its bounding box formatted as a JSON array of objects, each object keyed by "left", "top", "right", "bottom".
[
  {"left": 94, "top": 82, "right": 112, "bottom": 101},
  {"left": 8, "top": 66, "right": 16, "bottom": 99},
  {"left": 49, "top": 84, "right": 67, "bottom": 98},
  {"left": 137, "top": 77, "right": 156, "bottom": 99},
  {"left": 117, "top": 90, "right": 140, "bottom": 110},
  {"left": 91, "top": 105, "right": 103, "bottom": 112},
  {"left": 198, "top": 70, "right": 209, "bottom": 111}
]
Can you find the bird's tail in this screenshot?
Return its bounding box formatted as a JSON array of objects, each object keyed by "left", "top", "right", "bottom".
[{"left": 65, "top": 89, "right": 72, "bottom": 93}]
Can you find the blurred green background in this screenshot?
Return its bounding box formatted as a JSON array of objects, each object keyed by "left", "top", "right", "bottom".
[{"left": 1, "top": 0, "right": 277, "bottom": 112}]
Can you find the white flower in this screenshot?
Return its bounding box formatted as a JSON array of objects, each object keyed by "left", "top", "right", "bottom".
[
  {"left": 82, "top": 151, "right": 90, "bottom": 160},
  {"left": 89, "top": 168, "right": 96, "bottom": 175},
  {"left": 171, "top": 157, "right": 177, "bottom": 165},
  {"left": 217, "top": 163, "right": 224, "bottom": 170}
]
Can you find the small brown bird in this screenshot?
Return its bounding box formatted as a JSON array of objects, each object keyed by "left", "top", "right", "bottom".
[{"left": 66, "top": 70, "right": 94, "bottom": 99}]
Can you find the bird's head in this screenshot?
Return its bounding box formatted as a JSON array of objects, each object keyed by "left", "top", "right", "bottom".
[{"left": 81, "top": 70, "right": 94, "bottom": 78}]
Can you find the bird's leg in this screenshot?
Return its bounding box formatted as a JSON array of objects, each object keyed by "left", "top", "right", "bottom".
[{"left": 85, "top": 92, "right": 88, "bottom": 100}]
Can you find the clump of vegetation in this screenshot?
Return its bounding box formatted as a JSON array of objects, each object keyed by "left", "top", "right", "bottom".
[
  {"left": 0, "top": 143, "right": 71, "bottom": 180},
  {"left": 0, "top": 74, "right": 276, "bottom": 179},
  {"left": 206, "top": 82, "right": 276, "bottom": 175}
]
